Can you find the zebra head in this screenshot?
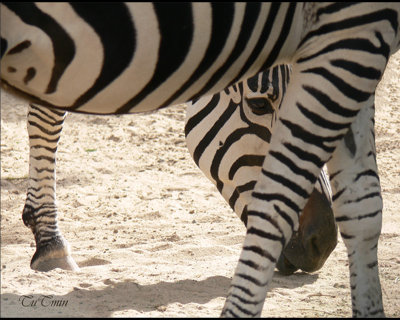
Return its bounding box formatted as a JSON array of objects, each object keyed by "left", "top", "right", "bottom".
[{"left": 186, "top": 66, "right": 338, "bottom": 275}]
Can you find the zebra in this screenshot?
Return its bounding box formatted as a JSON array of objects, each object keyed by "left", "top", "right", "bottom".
[
  {"left": 185, "top": 65, "right": 337, "bottom": 275},
  {"left": 1, "top": 2, "right": 399, "bottom": 317},
  {"left": 22, "top": 64, "right": 337, "bottom": 275}
]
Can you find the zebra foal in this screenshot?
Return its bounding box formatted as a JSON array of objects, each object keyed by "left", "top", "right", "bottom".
[
  {"left": 22, "top": 64, "right": 337, "bottom": 275},
  {"left": 1, "top": 2, "right": 399, "bottom": 317},
  {"left": 186, "top": 65, "right": 337, "bottom": 275}
]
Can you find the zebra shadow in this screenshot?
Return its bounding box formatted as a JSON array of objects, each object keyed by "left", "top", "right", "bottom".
[
  {"left": 1, "top": 177, "right": 28, "bottom": 194},
  {"left": 0, "top": 175, "right": 90, "bottom": 194},
  {"left": 0, "top": 272, "right": 318, "bottom": 317}
]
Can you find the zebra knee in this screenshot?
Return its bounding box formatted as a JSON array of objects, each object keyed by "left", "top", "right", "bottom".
[
  {"left": 330, "top": 177, "right": 383, "bottom": 244},
  {"left": 22, "top": 203, "right": 36, "bottom": 230}
]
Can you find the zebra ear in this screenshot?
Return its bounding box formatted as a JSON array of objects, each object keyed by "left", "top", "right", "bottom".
[{"left": 245, "top": 97, "right": 275, "bottom": 116}]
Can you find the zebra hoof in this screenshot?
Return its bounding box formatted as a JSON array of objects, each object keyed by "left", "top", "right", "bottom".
[
  {"left": 31, "top": 254, "right": 79, "bottom": 272},
  {"left": 30, "top": 237, "right": 79, "bottom": 272},
  {"left": 276, "top": 254, "right": 298, "bottom": 275}
]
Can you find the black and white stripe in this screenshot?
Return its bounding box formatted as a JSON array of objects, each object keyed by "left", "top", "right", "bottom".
[
  {"left": 23, "top": 104, "right": 78, "bottom": 271},
  {"left": 22, "top": 65, "right": 335, "bottom": 275},
  {"left": 1, "top": 3, "right": 303, "bottom": 114},
  {"left": 1, "top": 2, "right": 399, "bottom": 317},
  {"left": 186, "top": 65, "right": 331, "bottom": 224}
]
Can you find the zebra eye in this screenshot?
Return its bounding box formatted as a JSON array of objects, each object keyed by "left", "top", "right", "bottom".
[
  {"left": 245, "top": 97, "right": 275, "bottom": 115},
  {"left": 267, "top": 92, "right": 279, "bottom": 102}
]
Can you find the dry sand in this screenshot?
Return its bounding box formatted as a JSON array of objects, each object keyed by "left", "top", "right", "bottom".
[{"left": 1, "top": 51, "right": 399, "bottom": 317}]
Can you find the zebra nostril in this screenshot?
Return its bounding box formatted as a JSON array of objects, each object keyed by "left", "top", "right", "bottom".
[
  {"left": 311, "top": 236, "right": 320, "bottom": 256},
  {"left": 306, "top": 235, "right": 321, "bottom": 257}
]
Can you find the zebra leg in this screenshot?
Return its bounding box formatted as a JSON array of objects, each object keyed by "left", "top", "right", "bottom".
[
  {"left": 327, "top": 102, "right": 383, "bottom": 317},
  {"left": 221, "top": 54, "right": 389, "bottom": 317},
  {"left": 24, "top": 104, "right": 79, "bottom": 271}
]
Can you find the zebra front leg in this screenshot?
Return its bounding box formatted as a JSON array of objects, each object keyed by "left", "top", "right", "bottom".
[
  {"left": 221, "top": 47, "right": 390, "bottom": 316},
  {"left": 327, "top": 102, "right": 383, "bottom": 317},
  {"left": 24, "top": 104, "right": 78, "bottom": 271}
]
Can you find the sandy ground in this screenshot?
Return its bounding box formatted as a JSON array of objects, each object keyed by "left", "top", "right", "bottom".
[{"left": 1, "top": 51, "right": 399, "bottom": 317}]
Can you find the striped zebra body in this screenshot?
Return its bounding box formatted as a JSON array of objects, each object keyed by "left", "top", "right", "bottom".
[
  {"left": 2, "top": 2, "right": 400, "bottom": 317},
  {"left": 2, "top": 2, "right": 305, "bottom": 113}
]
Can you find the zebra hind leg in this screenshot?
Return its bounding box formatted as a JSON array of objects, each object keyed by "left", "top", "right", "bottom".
[
  {"left": 327, "top": 102, "right": 384, "bottom": 317},
  {"left": 24, "top": 104, "right": 79, "bottom": 271}
]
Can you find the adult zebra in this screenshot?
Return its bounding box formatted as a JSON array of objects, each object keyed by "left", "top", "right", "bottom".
[
  {"left": 1, "top": 2, "right": 399, "bottom": 317},
  {"left": 22, "top": 65, "right": 337, "bottom": 275}
]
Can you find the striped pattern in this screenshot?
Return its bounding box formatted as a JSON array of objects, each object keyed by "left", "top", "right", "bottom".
[
  {"left": 22, "top": 65, "right": 334, "bottom": 275},
  {"left": 2, "top": 3, "right": 302, "bottom": 113},
  {"left": 186, "top": 65, "right": 331, "bottom": 225},
  {"left": 23, "top": 105, "right": 74, "bottom": 271},
  {"left": 24, "top": 104, "right": 65, "bottom": 241},
  {"left": 1, "top": 2, "right": 399, "bottom": 317}
]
